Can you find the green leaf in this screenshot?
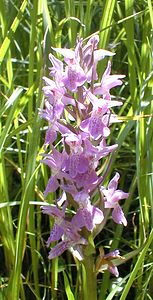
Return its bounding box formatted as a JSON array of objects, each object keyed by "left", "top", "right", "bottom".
[
  {"left": 0, "top": 0, "right": 28, "bottom": 63},
  {"left": 63, "top": 271, "right": 75, "bottom": 300},
  {"left": 0, "top": 87, "right": 23, "bottom": 152},
  {"left": 120, "top": 229, "right": 153, "bottom": 300}
]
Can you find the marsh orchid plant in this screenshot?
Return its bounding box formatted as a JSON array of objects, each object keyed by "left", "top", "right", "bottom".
[{"left": 40, "top": 35, "right": 129, "bottom": 298}]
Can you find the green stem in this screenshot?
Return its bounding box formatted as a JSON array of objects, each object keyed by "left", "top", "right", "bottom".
[{"left": 82, "top": 255, "right": 97, "bottom": 300}]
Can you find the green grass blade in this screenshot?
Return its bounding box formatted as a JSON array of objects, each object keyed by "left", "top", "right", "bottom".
[
  {"left": 120, "top": 229, "right": 153, "bottom": 300},
  {"left": 148, "top": 0, "right": 153, "bottom": 27},
  {"left": 0, "top": 88, "right": 22, "bottom": 119},
  {"left": 0, "top": 151, "right": 15, "bottom": 273},
  {"left": 64, "top": 0, "right": 76, "bottom": 46},
  {"left": 83, "top": 0, "right": 94, "bottom": 36},
  {"left": 124, "top": 0, "right": 138, "bottom": 110},
  {"left": 6, "top": 82, "right": 43, "bottom": 300},
  {"left": 0, "top": 88, "right": 23, "bottom": 152},
  {"left": 0, "top": 0, "right": 28, "bottom": 63},
  {"left": 0, "top": 0, "right": 14, "bottom": 93},
  {"left": 99, "top": 0, "right": 116, "bottom": 49},
  {"left": 42, "top": 0, "right": 55, "bottom": 70},
  {"left": 63, "top": 271, "right": 75, "bottom": 300}
]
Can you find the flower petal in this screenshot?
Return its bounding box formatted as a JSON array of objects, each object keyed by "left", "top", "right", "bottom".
[
  {"left": 48, "top": 240, "right": 72, "bottom": 259},
  {"left": 111, "top": 190, "right": 129, "bottom": 203},
  {"left": 41, "top": 205, "right": 64, "bottom": 218},
  {"left": 108, "top": 263, "right": 119, "bottom": 277},
  {"left": 112, "top": 205, "right": 127, "bottom": 226},
  {"left": 44, "top": 176, "right": 59, "bottom": 196},
  {"left": 94, "top": 49, "right": 115, "bottom": 62},
  {"left": 108, "top": 172, "right": 120, "bottom": 192},
  {"left": 46, "top": 224, "right": 64, "bottom": 246},
  {"left": 91, "top": 206, "right": 104, "bottom": 225}
]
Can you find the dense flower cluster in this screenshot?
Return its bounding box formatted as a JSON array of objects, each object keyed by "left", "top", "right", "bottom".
[{"left": 41, "top": 35, "right": 129, "bottom": 275}]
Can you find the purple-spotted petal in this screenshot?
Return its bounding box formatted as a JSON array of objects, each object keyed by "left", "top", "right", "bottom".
[
  {"left": 73, "top": 205, "right": 104, "bottom": 232},
  {"left": 74, "top": 191, "right": 90, "bottom": 205},
  {"left": 65, "top": 154, "right": 89, "bottom": 178},
  {"left": 75, "top": 169, "right": 98, "bottom": 190},
  {"left": 77, "top": 155, "right": 89, "bottom": 174},
  {"left": 97, "top": 144, "right": 118, "bottom": 160},
  {"left": 85, "top": 35, "right": 99, "bottom": 50},
  {"left": 48, "top": 240, "right": 72, "bottom": 259},
  {"left": 45, "top": 128, "right": 57, "bottom": 145},
  {"left": 111, "top": 190, "right": 129, "bottom": 203},
  {"left": 60, "top": 183, "right": 77, "bottom": 195},
  {"left": 112, "top": 205, "right": 127, "bottom": 226},
  {"left": 80, "top": 209, "right": 94, "bottom": 231},
  {"left": 44, "top": 176, "right": 59, "bottom": 196},
  {"left": 81, "top": 113, "right": 110, "bottom": 140},
  {"left": 46, "top": 224, "right": 64, "bottom": 246},
  {"left": 80, "top": 118, "right": 90, "bottom": 132},
  {"left": 89, "top": 117, "right": 104, "bottom": 140},
  {"left": 71, "top": 210, "right": 86, "bottom": 229},
  {"left": 41, "top": 205, "right": 64, "bottom": 218},
  {"left": 63, "top": 65, "right": 86, "bottom": 92}
]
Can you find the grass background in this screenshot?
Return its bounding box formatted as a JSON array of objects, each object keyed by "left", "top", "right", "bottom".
[{"left": 0, "top": 0, "right": 153, "bottom": 299}]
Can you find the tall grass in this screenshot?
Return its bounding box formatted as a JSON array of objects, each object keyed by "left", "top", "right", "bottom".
[{"left": 0, "top": 1, "right": 153, "bottom": 299}]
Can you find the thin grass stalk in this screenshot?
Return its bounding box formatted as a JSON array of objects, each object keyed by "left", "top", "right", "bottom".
[
  {"left": 135, "top": 103, "right": 146, "bottom": 295},
  {"left": 142, "top": 3, "right": 153, "bottom": 229},
  {"left": 0, "top": 151, "right": 15, "bottom": 273},
  {"left": 137, "top": 0, "right": 152, "bottom": 241},
  {"left": 41, "top": 4, "right": 62, "bottom": 296},
  {"left": 0, "top": 92, "right": 23, "bottom": 295},
  {"left": 0, "top": 89, "right": 23, "bottom": 152},
  {"left": 0, "top": 0, "right": 28, "bottom": 63},
  {"left": 98, "top": 0, "right": 116, "bottom": 76},
  {"left": 0, "top": 0, "right": 14, "bottom": 93},
  {"left": 76, "top": 0, "right": 83, "bottom": 38},
  {"left": 63, "top": 271, "right": 75, "bottom": 300},
  {"left": 136, "top": 115, "right": 149, "bottom": 240},
  {"left": 51, "top": 257, "right": 58, "bottom": 299},
  {"left": 6, "top": 83, "right": 43, "bottom": 299},
  {"left": 99, "top": 0, "right": 116, "bottom": 49},
  {"left": 120, "top": 229, "right": 153, "bottom": 300},
  {"left": 84, "top": 0, "right": 94, "bottom": 37},
  {"left": 140, "top": 3, "right": 153, "bottom": 296},
  {"left": 148, "top": 0, "right": 153, "bottom": 28},
  {"left": 28, "top": 0, "right": 38, "bottom": 117},
  {"left": 134, "top": 3, "right": 153, "bottom": 297},
  {"left": 28, "top": 207, "right": 40, "bottom": 298},
  {"left": 124, "top": 0, "right": 137, "bottom": 111},
  {"left": 74, "top": 260, "right": 81, "bottom": 300},
  {"left": 42, "top": 0, "right": 55, "bottom": 71},
  {"left": 27, "top": 1, "right": 41, "bottom": 297},
  {"left": 14, "top": 118, "right": 24, "bottom": 186},
  {"left": 64, "top": 0, "right": 76, "bottom": 47},
  {"left": 146, "top": 115, "right": 153, "bottom": 230}
]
